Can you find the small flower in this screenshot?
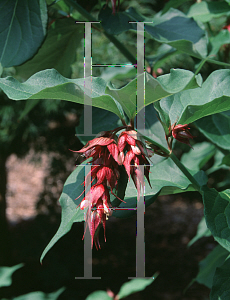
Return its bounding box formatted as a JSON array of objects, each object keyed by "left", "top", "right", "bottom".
[
  {"left": 118, "top": 130, "right": 151, "bottom": 201},
  {"left": 81, "top": 185, "right": 112, "bottom": 249},
  {"left": 171, "top": 124, "right": 194, "bottom": 148}
]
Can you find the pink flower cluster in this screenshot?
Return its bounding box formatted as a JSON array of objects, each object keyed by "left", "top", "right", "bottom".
[{"left": 74, "top": 128, "right": 151, "bottom": 249}]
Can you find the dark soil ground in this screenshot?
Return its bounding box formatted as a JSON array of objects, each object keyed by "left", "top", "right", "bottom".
[{"left": 1, "top": 150, "right": 213, "bottom": 300}]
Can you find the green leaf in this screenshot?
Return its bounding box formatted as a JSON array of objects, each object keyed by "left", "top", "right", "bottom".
[
  {"left": 113, "top": 159, "right": 207, "bottom": 218},
  {"left": 16, "top": 18, "right": 84, "bottom": 79},
  {"left": 85, "top": 291, "right": 112, "bottom": 300},
  {"left": 161, "top": 0, "right": 190, "bottom": 15},
  {"left": 0, "top": 264, "right": 23, "bottom": 287},
  {"left": 40, "top": 162, "right": 87, "bottom": 262},
  {"left": 145, "top": 9, "right": 207, "bottom": 58},
  {"left": 0, "top": 0, "right": 47, "bottom": 67},
  {"left": 12, "top": 287, "right": 65, "bottom": 300},
  {"left": 209, "top": 30, "right": 230, "bottom": 56},
  {"left": 0, "top": 68, "right": 201, "bottom": 121},
  {"left": 117, "top": 275, "right": 157, "bottom": 299},
  {"left": 202, "top": 187, "right": 230, "bottom": 252},
  {"left": 158, "top": 69, "right": 230, "bottom": 125},
  {"left": 188, "top": 217, "right": 212, "bottom": 247},
  {"left": 194, "top": 245, "right": 229, "bottom": 289},
  {"left": 181, "top": 142, "right": 216, "bottom": 171},
  {"left": 187, "top": 1, "right": 230, "bottom": 23},
  {"left": 195, "top": 113, "right": 230, "bottom": 151},
  {"left": 206, "top": 151, "right": 227, "bottom": 175},
  {"left": 99, "top": 6, "right": 133, "bottom": 35},
  {"left": 221, "top": 154, "right": 230, "bottom": 166},
  {"left": 100, "top": 7, "right": 207, "bottom": 58},
  {"left": 210, "top": 256, "right": 230, "bottom": 300},
  {"left": 75, "top": 106, "right": 128, "bottom": 145}
]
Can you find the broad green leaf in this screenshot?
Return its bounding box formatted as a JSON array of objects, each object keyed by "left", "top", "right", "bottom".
[
  {"left": 16, "top": 18, "right": 84, "bottom": 79},
  {"left": 113, "top": 159, "right": 207, "bottom": 218},
  {"left": 194, "top": 245, "right": 229, "bottom": 289},
  {"left": 188, "top": 217, "right": 211, "bottom": 247},
  {"left": 187, "top": 1, "right": 230, "bottom": 23},
  {"left": 202, "top": 187, "right": 230, "bottom": 252},
  {"left": 100, "top": 7, "right": 207, "bottom": 58},
  {"left": 0, "top": 0, "right": 47, "bottom": 67},
  {"left": 12, "top": 287, "right": 65, "bottom": 300},
  {"left": 195, "top": 113, "right": 230, "bottom": 151},
  {"left": 211, "top": 256, "right": 230, "bottom": 300},
  {"left": 158, "top": 69, "right": 230, "bottom": 125},
  {"left": 0, "top": 68, "right": 201, "bottom": 121},
  {"left": 117, "top": 275, "right": 157, "bottom": 299},
  {"left": 40, "top": 162, "right": 88, "bottom": 262},
  {"left": 181, "top": 142, "right": 216, "bottom": 171},
  {"left": 0, "top": 264, "right": 23, "bottom": 287},
  {"left": 144, "top": 9, "right": 207, "bottom": 58},
  {"left": 85, "top": 291, "right": 112, "bottom": 300}
]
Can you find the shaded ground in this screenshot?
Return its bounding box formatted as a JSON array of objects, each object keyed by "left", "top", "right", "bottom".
[{"left": 1, "top": 151, "right": 213, "bottom": 300}]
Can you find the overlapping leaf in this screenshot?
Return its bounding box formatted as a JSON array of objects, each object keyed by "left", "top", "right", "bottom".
[
  {"left": 187, "top": 1, "right": 230, "bottom": 23},
  {"left": 188, "top": 217, "right": 211, "bottom": 247},
  {"left": 16, "top": 18, "right": 84, "bottom": 79},
  {"left": 40, "top": 161, "right": 87, "bottom": 262},
  {"left": 194, "top": 245, "right": 229, "bottom": 289},
  {"left": 157, "top": 69, "right": 230, "bottom": 125},
  {"left": 203, "top": 187, "right": 230, "bottom": 252},
  {"left": 0, "top": 68, "right": 201, "bottom": 120},
  {"left": 0, "top": 0, "right": 47, "bottom": 67},
  {"left": 211, "top": 256, "right": 230, "bottom": 300},
  {"left": 196, "top": 113, "right": 230, "bottom": 150},
  {"left": 99, "top": 7, "right": 207, "bottom": 58}
]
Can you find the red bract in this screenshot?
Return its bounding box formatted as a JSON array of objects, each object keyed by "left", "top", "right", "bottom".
[
  {"left": 74, "top": 132, "right": 122, "bottom": 249},
  {"left": 118, "top": 130, "right": 151, "bottom": 201},
  {"left": 81, "top": 185, "right": 112, "bottom": 249},
  {"left": 171, "top": 124, "right": 194, "bottom": 148}
]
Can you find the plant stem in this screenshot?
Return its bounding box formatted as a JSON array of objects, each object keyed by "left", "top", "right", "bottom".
[
  {"left": 139, "top": 132, "right": 202, "bottom": 193},
  {"left": 194, "top": 58, "right": 207, "bottom": 75},
  {"left": 65, "top": 0, "right": 136, "bottom": 64}
]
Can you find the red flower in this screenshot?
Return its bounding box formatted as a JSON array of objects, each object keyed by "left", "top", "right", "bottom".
[
  {"left": 80, "top": 184, "right": 112, "bottom": 249},
  {"left": 74, "top": 131, "right": 122, "bottom": 248},
  {"left": 171, "top": 124, "right": 194, "bottom": 147},
  {"left": 118, "top": 130, "right": 151, "bottom": 201}
]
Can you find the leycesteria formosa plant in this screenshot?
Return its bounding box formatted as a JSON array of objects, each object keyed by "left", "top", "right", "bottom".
[{"left": 74, "top": 119, "right": 194, "bottom": 249}]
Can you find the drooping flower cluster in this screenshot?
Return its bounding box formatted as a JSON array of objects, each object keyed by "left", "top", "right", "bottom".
[{"left": 74, "top": 128, "right": 151, "bottom": 249}]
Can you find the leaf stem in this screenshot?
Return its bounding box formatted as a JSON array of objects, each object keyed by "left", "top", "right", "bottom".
[
  {"left": 64, "top": 0, "right": 136, "bottom": 64},
  {"left": 194, "top": 58, "right": 207, "bottom": 75}
]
